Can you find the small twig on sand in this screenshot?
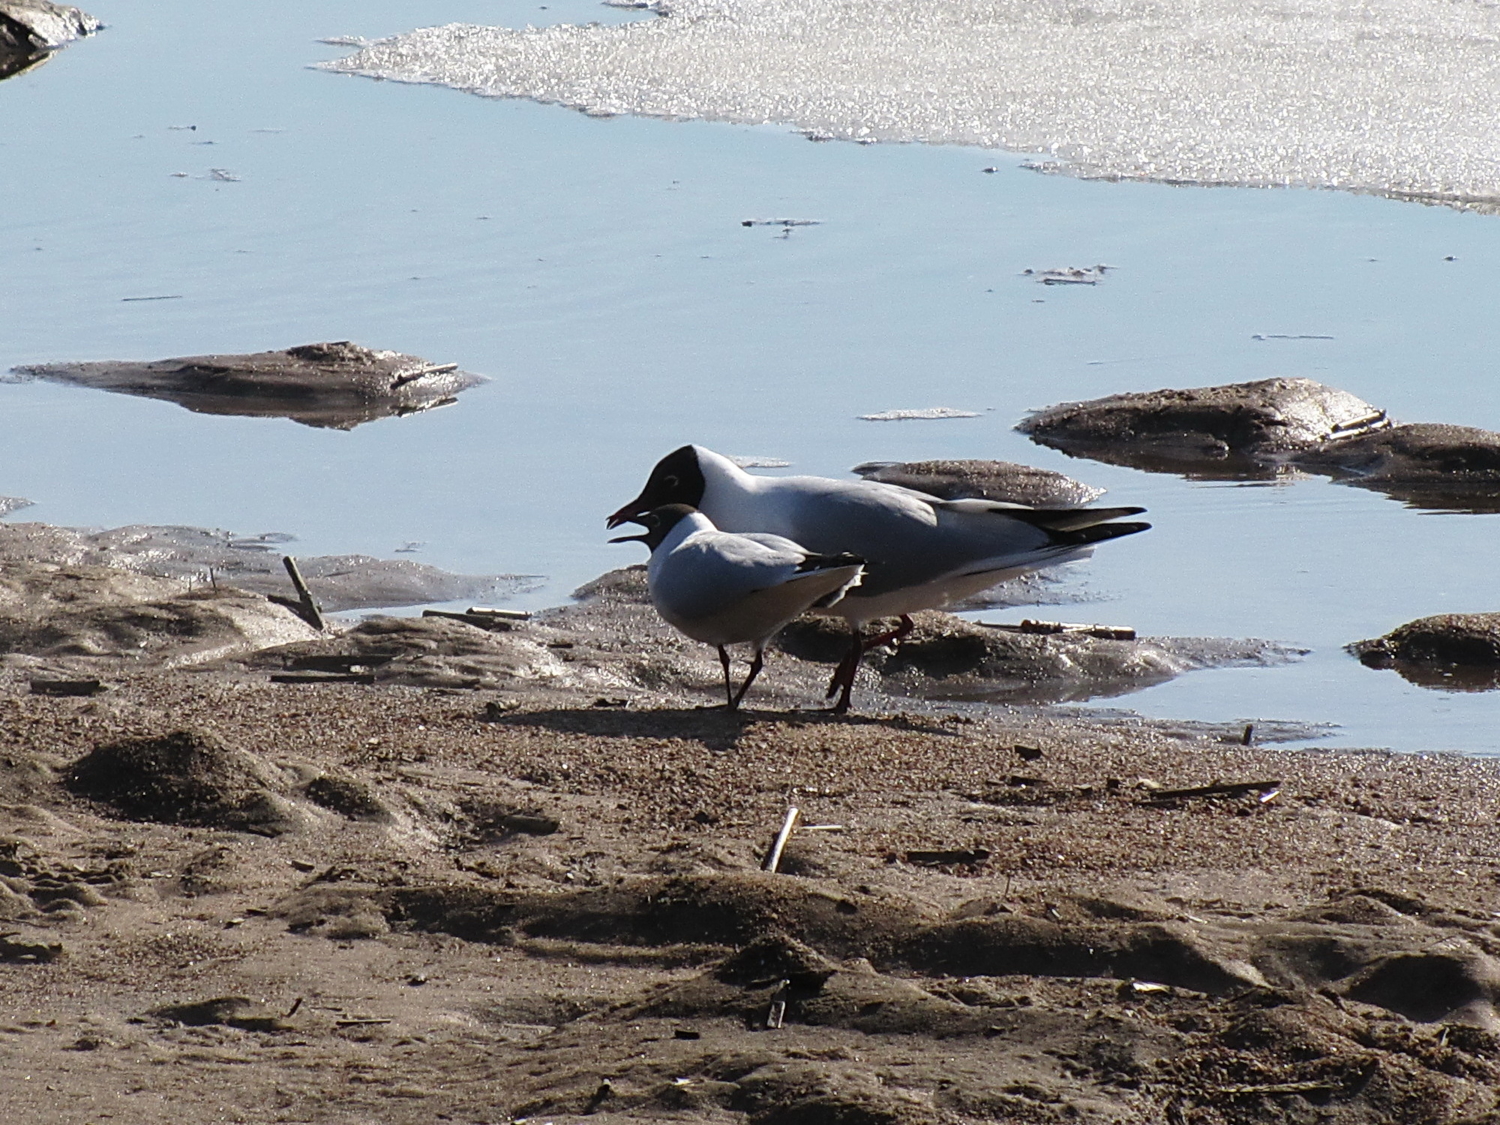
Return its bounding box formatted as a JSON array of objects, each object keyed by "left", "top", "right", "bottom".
[
  {"left": 763, "top": 807, "right": 800, "bottom": 873},
  {"left": 1212, "top": 1080, "right": 1341, "bottom": 1096},
  {"left": 766, "top": 979, "right": 790, "bottom": 1028}
]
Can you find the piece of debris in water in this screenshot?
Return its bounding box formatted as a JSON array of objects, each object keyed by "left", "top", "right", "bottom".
[
  {"left": 858, "top": 407, "right": 980, "bottom": 422},
  {"left": 1023, "top": 265, "right": 1111, "bottom": 285},
  {"left": 7, "top": 340, "right": 487, "bottom": 430}
]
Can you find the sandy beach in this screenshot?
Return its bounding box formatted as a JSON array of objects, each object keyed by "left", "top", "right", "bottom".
[{"left": 3, "top": 550, "right": 1500, "bottom": 1123}]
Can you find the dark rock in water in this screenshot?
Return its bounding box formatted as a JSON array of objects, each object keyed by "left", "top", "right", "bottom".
[
  {"left": 1297, "top": 423, "right": 1500, "bottom": 511},
  {"left": 851, "top": 459, "right": 1104, "bottom": 507},
  {"left": 1018, "top": 377, "right": 1388, "bottom": 472},
  {"left": 66, "top": 729, "right": 299, "bottom": 833},
  {"left": 776, "top": 611, "right": 1301, "bottom": 705},
  {"left": 9, "top": 341, "right": 485, "bottom": 430},
  {"left": 1351, "top": 613, "right": 1500, "bottom": 691},
  {"left": 0, "top": 0, "right": 98, "bottom": 80},
  {"left": 1020, "top": 379, "right": 1500, "bottom": 511}
]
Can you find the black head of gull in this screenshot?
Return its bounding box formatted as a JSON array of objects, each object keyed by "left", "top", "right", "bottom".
[
  {"left": 607, "top": 501, "right": 698, "bottom": 551},
  {"left": 607, "top": 446, "right": 706, "bottom": 528}
]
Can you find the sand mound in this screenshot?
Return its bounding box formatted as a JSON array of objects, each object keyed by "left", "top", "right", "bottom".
[{"left": 65, "top": 728, "right": 298, "bottom": 834}]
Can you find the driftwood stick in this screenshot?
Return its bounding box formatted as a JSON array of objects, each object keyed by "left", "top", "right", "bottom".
[
  {"left": 763, "top": 807, "right": 800, "bottom": 873},
  {"left": 977, "top": 619, "right": 1137, "bottom": 640},
  {"left": 1146, "top": 779, "right": 1282, "bottom": 802},
  {"left": 281, "top": 556, "right": 325, "bottom": 631},
  {"left": 1213, "top": 1080, "right": 1341, "bottom": 1096}
]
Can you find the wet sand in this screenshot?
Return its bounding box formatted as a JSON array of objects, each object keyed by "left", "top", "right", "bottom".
[{"left": 3, "top": 553, "right": 1500, "bottom": 1123}]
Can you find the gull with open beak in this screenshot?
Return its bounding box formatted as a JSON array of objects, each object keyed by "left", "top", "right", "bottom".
[
  {"left": 609, "top": 445, "right": 1149, "bottom": 712},
  {"left": 611, "top": 503, "right": 865, "bottom": 710}
]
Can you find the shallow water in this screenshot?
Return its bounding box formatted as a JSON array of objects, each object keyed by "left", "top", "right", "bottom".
[{"left": 2, "top": 0, "right": 1498, "bottom": 753}]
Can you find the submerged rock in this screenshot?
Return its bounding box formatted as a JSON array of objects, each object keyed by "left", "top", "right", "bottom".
[
  {"left": 1298, "top": 423, "right": 1500, "bottom": 511},
  {"left": 9, "top": 341, "right": 485, "bottom": 430},
  {"left": 1019, "top": 377, "right": 1388, "bottom": 472},
  {"left": 1351, "top": 613, "right": 1500, "bottom": 692},
  {"left": 775, "top": 611, "right": 1300, "bottom": 705},
  {"left": 0, "top": 521, "right": 536, "bottom": 611},
  {"left": 852, "top": 458, "right": 1103, "bottom": 507},
  {"left": 1021, "top": 379, "right": 1500, "bottom": 511},
  {"left": 0, "top": 0, "right": 98, "bottom": 80}
]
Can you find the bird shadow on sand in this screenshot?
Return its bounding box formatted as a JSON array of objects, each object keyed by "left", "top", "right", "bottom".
[{"left": 489, "top": 704, "right": 962, "bottom": 750}]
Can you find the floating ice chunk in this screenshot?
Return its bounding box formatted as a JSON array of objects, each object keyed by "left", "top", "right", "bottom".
[
  {"left": 1024, "top": 265, "right": 1111, "bottom": 286},
  {"left": 859, "top": 408, "right": 980, "bottom": 422},
  {"left": 729, "top": 455, "right": 792, "bottom": 468}
]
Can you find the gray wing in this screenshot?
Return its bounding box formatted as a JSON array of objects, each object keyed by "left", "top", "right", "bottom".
[{"left": 756, "top": 477, "right": 1145, "bottom": 598}]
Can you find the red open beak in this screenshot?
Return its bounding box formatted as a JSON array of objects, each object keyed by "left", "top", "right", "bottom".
[{"left": 606, "top": 498, "right": 646, "bottom": 529}]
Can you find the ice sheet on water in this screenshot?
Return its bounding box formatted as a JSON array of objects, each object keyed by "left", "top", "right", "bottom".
[{"left": 319, "top": 0, "right": 1500, "bottom": 207}]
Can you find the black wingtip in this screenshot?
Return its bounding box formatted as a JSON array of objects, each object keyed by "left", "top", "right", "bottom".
[{"left": 1064, "top": 520, "right": 1152, "bottom": 546}]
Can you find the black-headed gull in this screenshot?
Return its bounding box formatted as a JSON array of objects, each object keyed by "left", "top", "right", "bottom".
[
  {"left": 608, "top": 445, "right": 1149, "bottom": 711},
  {"left": 610, "top": 503, "right": 864, "bottom": 710}
]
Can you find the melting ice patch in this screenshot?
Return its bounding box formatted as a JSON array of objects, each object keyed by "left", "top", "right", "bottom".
[
  {"left": 319, "top": 0, "right": 1500, "bottom": 207},
  {"left": 859, "top": 408, "right": 981, "bottom": 421}
]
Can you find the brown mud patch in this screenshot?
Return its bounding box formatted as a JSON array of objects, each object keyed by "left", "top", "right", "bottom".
[{"left": 2, "top": 668, "right": 1500, "bottom": 1122}]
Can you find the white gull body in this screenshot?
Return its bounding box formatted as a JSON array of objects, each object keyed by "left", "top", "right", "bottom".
[{"left": 614, "top": 504, "right": 864, "bottom": 709}]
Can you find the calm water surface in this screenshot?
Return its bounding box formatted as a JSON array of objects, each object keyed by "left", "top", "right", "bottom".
[{"left": 2, "top": 0, "right": 1498, "bottom": 753}]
